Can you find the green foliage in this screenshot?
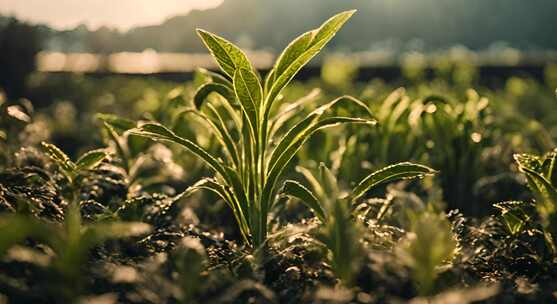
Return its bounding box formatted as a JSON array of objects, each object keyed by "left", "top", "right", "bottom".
[
  {"left": 41, "top": 141, "right": 108, "bottom": 184},
  {"left": 169, "top": 237, "right": 207, "bottom": 303},
  {"left": 281, "top": 162, "right": 436, "bottom": 284},
  {"left": 364, "top": 89, "right": 492, "bottom": 215},
  {"left": 130, "top": 11, "right": 374, "bottom": 248},
  {"left": 349, "top": 162, "right": 437, "bottom": 201},
  {"left": 0, "top": 205, "right": 151, "bottom": 300},
  {"left": 513, "top": 149, "right": 557, "bottom": 252},
  {"left": 494, "top": 201, "right": 535, "bottom": 236},
  {"left": 398, "top": 210, "right": 456, "bottom": 296}
]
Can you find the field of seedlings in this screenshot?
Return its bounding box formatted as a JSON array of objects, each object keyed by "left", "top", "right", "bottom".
[{"left": 1, "top": 11, "right": 557, "bottom": 304}]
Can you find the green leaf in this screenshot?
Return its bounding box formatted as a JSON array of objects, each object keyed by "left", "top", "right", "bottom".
[
  {"left": 182, "top": 178, "right": 250, "bottom": 244},
  {"left": 296, "top": 165, "right": 326, "bottom": 202},
  {"left": 267, "top": 95, "right": 372, "bottom": 174},
  {"left": 263, "top": 68, "right": 276, "bottom": 94},
  {"left": 269, "top": 88, "right": 321, "bottom": 139},
  {"left": 350, "top": 162, "right": 437, "bottom": 201},
  {"left": 129, "top": 123, "right": 228, "bottom": 179},
  {"left": 281, "top": 180, "right": 326, "bottom": 222},
  {"left": 319, "top": 163, "right": 339, "bottom": 201},
  {"left": 494, "top": 201, "right": 534, "bottom": 235},
  {"left": 196, "top": 29, "right": 254, "bottom": 78},
  {"left": 132, "top": 123, "right": 248, "bottom": 229},
  {"left": 263, "top": 116, "right": 375, "bottom": 216},
  {"left": 540, "top": 151, "right": 557, "bottom": 186},
  {"left": 96, "top": 113, "right": 136, "bottom": 132},
  {"left": 184, "top": 178, "right": 232, "bottom": 206},
  {"left": 265, "top": 10, "right": 356, "bottom": 108},
  {"left": 195, "top": 67, "right": 233, "bottom": 88},
  {"left": 521, "top": 167, "right": 557, "bottom": 212},
  {"left": 103, "top": 122, "right": 130, "bottom": 171},
  {"left": 75, "top": 149, "right": 108, "bottom": 172},
  {"left": 177, "top": 107, "right": 240, "bottom": 167},
  {"left": 193, "top": 82, "right": 236, "bottom": 109},
  {"left": 233, "top": 68, "right": 262, "bottom": 138},
  {"left": 41, "top": 142, "right": 75, "bottom": 173},
  {"left": 514, "top": 153, "right": 542, "bottom": 173},
  {"left": 273, "top": 30, "right": 315, "bottom": 83}
]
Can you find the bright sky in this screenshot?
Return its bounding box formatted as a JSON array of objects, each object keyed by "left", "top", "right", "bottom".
[{"left": 0, "top": 0, "right": 224, "bottom": 30}]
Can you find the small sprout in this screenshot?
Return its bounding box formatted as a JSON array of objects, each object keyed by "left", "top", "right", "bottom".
[
  {"left": 170, "top": 237, "right": 207, "bottom": 303},
  {"left": 494, "top": 201, "right": 534, "bottom": 236},
  {"left": 398, "top": 211, "right": 456, "bottom": 296},
  {"left": 511, "top": 150, "right": 557, "bottom": 253},
  {"left": 283, "top": 162, "right": 436, "bottom": 285},
  {"left": 41, "top": 141, "right": 108, "bottom": 184}
]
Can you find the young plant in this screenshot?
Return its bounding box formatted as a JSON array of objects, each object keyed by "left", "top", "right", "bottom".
[
  {"left": 0, "top": 205, "right": 151, "bottom": 301},
  {"left": 96, "top": 114, "right": 137, "bottom": 175},
  {"left": 169, "top": 237, "right": 207, "bottom": 304},
  {"left": 513, "top": 149, "right": 557, "bottom": 253},
  {"left": 129, "top": 10, "right": 378, "bottom": 247},
  {"left": 41, "top": 142, "right": 107, "bottom": 184},
  {"left": 281, "top": 162, "right": 437, "bottom": 284},
  {"left": 397, "top": 210, "right": 456, "bottom": 296},
  {"left": 493, "top": 200, "right": 535, "bottom": 237}
]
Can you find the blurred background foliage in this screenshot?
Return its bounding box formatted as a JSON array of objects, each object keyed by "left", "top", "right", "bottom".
[{"left": 2, "top": 0, "right": 557, "bottom": 53}]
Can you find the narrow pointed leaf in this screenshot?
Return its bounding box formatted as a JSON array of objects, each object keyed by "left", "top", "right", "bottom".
[
  {"left": 350, "top": 162, "right": 437, "bottom": 201},
  {"left": 296, "top": 165, "right": 326, "bottom": 202},
  {"left": 267, "top": 95, "right": 372, "bottom": 173},
  {"left": 281, "top": 180, "right": 326, "bottom": 222},
  {"left": 177, "top": 107, "right": 240, "bottom": 167},
  {"left": 194, "top": 83, "right": 236, "bottom": 109},
  {"left": 195, "top": 67, "right": 234, "bottom": 88},
  {"left": 129, "top": 123, "right": 228, "bottom": 179},
  {"left": 263, "top": 116, "right": 375, "bottom": 215},
  {"left": 319, "top": 163, "right": 339, "bottom": 200},
  {"left": 182, "top": 178, "right": 251, "bottom": 243},
  {"left": 273, "top": 30, "right": 315, "bottom": 81},
  {"left": 269, "top": 88, "right": 321, "bottom": 139}
]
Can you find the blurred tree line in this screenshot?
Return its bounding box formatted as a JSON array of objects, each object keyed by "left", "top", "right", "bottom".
[
  {"left": 13, "top": 0, "right": 557, "bottom": 53},
  {"left": 0, "top": 17, "right": 42, "bottom": 99}
]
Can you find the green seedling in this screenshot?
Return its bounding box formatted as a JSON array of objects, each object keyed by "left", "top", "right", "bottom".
[
  {"left": 398, "top": 210, "right": 456, "bottom": 296},
  {"left": 0, "top": 205, "right": 151, "bottom": 301},
  {"left": 281, "top": 162, "right": 437, "bottom": 284},
  {"left": 513, "top": 149, "right": 557, "bottom": 253},
  {"left": 129, "top": 10, "right": 379, "bottom": 247},
  {"left": 41, "top": 142, "right": 108, "bottom": 185}
]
